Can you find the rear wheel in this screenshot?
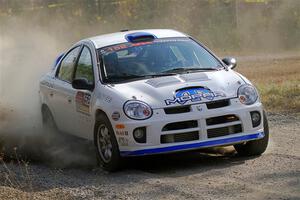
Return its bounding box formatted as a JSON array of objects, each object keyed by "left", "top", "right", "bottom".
[
  {"left": 94, "top": 113, "right": 122, "bottom": 172},
  {"left": 234, "top": 111, "right": 269, "bottom": 156}
]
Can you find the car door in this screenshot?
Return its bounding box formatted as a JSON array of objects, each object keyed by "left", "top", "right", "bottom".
[
  {"left": 71, "top": 46, "right": 95, "bottom": 138},
  {"left": 51, "top": 46, "right": 81, "bottom": 134}
]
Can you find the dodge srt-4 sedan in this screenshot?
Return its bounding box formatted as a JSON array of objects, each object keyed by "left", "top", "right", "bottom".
[{"left": 40, "top": 29, "right": 269, "bottom": 171}]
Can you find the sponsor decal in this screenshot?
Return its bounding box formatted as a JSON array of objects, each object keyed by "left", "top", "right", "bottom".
[
  {"left": 100, "top": 38, "right": 189, "bottom": 55},
  {"left": 75, "top": 91, "right": 91, "bottom": 115},
  {"left": 116, "top": 130, "right": 128, "bottom": 136},
  {"left": 112, "top": 111, "right": 120, "bottom": 121},
  {"left": 100, "top": 42, "right": 153, "bottom": 54},
  {"left": 118, "top": 137, "right": 129, "bottom": 146},
  {"left": 165, "top": 87, "right": 226, "bottom": 105}
]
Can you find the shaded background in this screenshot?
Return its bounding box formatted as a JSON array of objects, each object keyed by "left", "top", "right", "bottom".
[{"left": 1, "top": 0, "right": 300, "bottom": 53}]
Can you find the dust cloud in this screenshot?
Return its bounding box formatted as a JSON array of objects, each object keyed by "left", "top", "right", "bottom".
[{"left": 0, "top": 18, "right": 97, "bottom": 168}]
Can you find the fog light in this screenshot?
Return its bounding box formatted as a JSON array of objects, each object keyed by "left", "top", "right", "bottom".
[
  {"left": 133, "top": 127, "right": 146, "bottom": 143},
  {"left": 250, "top": 111, "right": 261, "bottom": 127}
]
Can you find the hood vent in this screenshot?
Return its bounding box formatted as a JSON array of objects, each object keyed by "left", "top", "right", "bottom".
[
  {"left": 145, "top": 76, "right": 181, "bottom": 88},
  {"left": 145, "top": 73, "right": 210, "bottom": 88},
  {"left": 179, "top": 73, "right": 210, "bottom": 82}
]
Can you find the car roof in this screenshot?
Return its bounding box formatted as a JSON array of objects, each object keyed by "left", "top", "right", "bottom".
[{"left": 86, "top": 29, "right": 188, "bottom": 49}]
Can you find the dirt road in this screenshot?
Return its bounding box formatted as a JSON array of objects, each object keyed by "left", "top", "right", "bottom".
[{"left": 0, "top": 113, "right": 299, "bottom": 200}]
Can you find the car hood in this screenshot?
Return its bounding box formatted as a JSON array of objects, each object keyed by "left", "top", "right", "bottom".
[{"left": 111, "top": 70, "right": 245, "bottom": 109}]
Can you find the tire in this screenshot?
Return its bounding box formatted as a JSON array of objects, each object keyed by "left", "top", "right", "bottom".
[
  {"left": 42, "top": 105, "right": 58, "bottom": 131},
  {"left": 94, "top": 113, "right": 122, "bottom": 172},
  {"left": 234, "top": 110, "right": 269, "bottom": 156}
]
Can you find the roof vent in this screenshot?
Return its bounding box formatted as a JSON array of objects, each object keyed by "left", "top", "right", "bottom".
[{"left": 125, "top": 32, "right": 156, "bottom": 43}]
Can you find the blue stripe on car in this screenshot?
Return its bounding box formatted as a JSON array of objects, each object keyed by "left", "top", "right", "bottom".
[{"left": 120, "top": 132, "right": 264, "bottom": 156}]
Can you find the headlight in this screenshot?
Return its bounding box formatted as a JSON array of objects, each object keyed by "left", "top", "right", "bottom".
[
  {"left": 238, "top": 84, "right": 258, "bottom": 105},
  {"left": 123, "top": 100, "right": 152, "bottom": 120}
]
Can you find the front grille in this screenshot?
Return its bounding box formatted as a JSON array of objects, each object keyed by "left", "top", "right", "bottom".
[
  {"left": 162, "top": 120, "right": 198, "bottom": 131},
  {"left": 206, "top": 99, "right": 230, "bottom": 109},
  {"left": 206, "top": 115, "right": 239, "bottom": 126},
  {"left": 164, "top": 105, "right": 191, "bottom": 114},
  {"left": 207, "top": 124, "right": 242, "bottom": 138},
  {"left": 161, "top": 131, "right": 199, "bottom": 143}
]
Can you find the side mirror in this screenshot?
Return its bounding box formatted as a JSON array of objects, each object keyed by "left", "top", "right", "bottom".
[
  {"left": 72, "top": 78, "right": 94, "bottom": 91},
  {"left": 222, "top": 57, "right": 237, "bottom": 69}
]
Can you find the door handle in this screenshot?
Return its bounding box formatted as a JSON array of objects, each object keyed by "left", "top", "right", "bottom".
[
  {"left": 67, "top": 98, "right": 72, "bottom": 103},
  {"left": 50, "top": 92, "right": 53, "bottom": 97}
]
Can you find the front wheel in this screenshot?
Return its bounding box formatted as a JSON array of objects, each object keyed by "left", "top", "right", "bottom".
[
  {"left": 94, "top": 114, "right": 122, "bottom": 172},
  {"left": 234, "top": 110, "right": 269, "bottom": 156}
]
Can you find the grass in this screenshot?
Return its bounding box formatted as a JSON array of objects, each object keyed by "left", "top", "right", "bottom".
[
  {"left": 0, "top": 148, "right": 33, "bottom": 192},
  {"left": 237, "top": 57, "right": 300, "bottom": 113},
  {"left": 257, "top": 81, "right": 300, "bottom": 113},
  {"left": 0, "top": 150, "right": 75, "bottom": 200}
]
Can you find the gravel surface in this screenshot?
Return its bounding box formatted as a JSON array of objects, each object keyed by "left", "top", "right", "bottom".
[{"left": 0, "top": 113, "right": 299, "bottom": 200}]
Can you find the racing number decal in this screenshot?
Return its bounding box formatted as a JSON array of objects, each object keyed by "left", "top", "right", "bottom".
[{"left": 75, "top": 91, "right": 91, "bottom": 115}]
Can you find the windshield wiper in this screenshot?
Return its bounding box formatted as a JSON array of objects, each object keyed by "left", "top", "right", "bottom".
[
  {"left": 144, "top": 73, "right": 177, "bottom": 78},
  {"left": 162, "top": 67, "right": 218, "bottom": 74},
  {"left": 106, "top": 73, "right": 177, "bottom": 82},
  {"left": 108, "top": 74, "right": 141, "bottom": 79}
]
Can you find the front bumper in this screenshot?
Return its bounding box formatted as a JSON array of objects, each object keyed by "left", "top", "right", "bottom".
[
  {"left": 113, "top": 98, "right": 264, "bottom": 157},
  {"left": 121, "top": 131, "right": 264, "bottom": 156}
]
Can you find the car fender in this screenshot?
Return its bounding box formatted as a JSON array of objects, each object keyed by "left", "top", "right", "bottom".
[
  {"left": 39, "top": 74, "right": 56, "bottom": 115},
  {"left": 92, "top": 83, "right": 129, "bottom": 133}
]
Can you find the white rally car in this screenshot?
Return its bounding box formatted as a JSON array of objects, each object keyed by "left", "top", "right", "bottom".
[{"left": 40, "top": 29, "right": 269, "bottom": 171}]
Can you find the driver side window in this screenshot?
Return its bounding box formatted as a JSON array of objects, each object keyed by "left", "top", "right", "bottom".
[
  {"left": 57, "top": 46, "right": 81, "bottom": 82},
  {"left": 74, "top": 46, "right": 94, "bottom": 85}
]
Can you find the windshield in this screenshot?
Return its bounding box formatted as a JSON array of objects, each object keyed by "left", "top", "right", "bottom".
[{"left": 98, "top": 37, "right": 222, "bottom": 83}]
